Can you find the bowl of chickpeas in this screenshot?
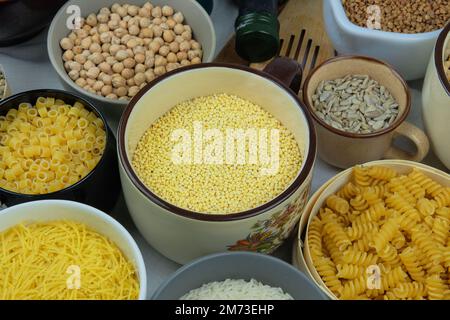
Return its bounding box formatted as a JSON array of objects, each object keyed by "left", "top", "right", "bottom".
[
  {"left": 47, "top": 0, "right": 216, "bottom": 119},
  {"left": 296, "top": 160, "right": 450, "bottom": 300},
  {"left": 0, "top": 89, "right": 121, "bottom": 212}
]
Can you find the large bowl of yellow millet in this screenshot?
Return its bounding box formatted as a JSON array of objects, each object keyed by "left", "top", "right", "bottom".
[
  {"left": 118, "top": 59, "right": 317, "bottom": 264},
  {"left": 0, "top": 89, "right": 121, "bottom": 212}
]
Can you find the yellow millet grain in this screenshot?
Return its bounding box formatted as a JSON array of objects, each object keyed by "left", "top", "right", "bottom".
[{"left": 132, "top": 94, "right": 303, "bottom": 214}]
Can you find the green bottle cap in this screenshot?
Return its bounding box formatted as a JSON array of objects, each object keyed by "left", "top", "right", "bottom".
[{"left": 235, "top": 12, "right": 280, "bottom": 63}]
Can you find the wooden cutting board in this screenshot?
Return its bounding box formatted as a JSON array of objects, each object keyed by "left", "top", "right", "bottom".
[{"left": 215, "top": 0, "right": 336, "bottom": 88}]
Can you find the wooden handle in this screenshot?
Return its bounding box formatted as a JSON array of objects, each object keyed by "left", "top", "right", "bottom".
[
  {"left": 383, "top": 122, "right": 430, "bottom": 162},
  {"left": 259, "top": 57, "right": 303, "bottom": 94}
]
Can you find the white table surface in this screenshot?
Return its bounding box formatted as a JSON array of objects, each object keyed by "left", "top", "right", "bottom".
[{"left": 0, "top": 2, "right": 448, "bottom": 298}]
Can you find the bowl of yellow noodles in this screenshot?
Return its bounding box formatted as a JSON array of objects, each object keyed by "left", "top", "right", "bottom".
[{"left": 0, "top": 200, "right": 146, "bottom": 300}]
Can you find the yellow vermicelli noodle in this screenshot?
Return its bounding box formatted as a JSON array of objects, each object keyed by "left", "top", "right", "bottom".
[
  {"left": 0, "top": 97, "right": 106, "bottom": 194},
  {"left": 0, "top": 221, "right": 139, "bottom": 300},
  {"left": 308, "top": 165, "right": 450, "bottom": 300},
  {"left": 132, "top": 94, "right": 303, "bottom": 214}
]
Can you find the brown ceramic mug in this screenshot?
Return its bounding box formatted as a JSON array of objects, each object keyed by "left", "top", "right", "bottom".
[{"left": 303, "top": 55, "right": 430, "bottom": 169}]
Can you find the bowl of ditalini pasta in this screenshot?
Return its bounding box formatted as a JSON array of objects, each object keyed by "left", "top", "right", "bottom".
[
  {"left": 0, "top": 89, "right": 121, "bottom": 212},
  {"left": 295, "top": 160, "right": 450, "bottom": 300}
]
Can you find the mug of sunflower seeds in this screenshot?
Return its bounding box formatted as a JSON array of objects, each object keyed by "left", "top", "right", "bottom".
[{"left": 303, "top": 55, "right": 429, "bottom": 169}]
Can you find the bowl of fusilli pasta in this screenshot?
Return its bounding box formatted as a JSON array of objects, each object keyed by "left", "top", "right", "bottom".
[{"left": 296, "top": 160, "right": 450, "bottom": 300}]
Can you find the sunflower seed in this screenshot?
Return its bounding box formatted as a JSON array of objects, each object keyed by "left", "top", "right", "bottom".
[{"left": 312, "top": 74, "right": 399, "bottom": 134}]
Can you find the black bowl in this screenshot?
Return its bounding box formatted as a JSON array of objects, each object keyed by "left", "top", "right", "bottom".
[{"left": 0, "top": 89, "right": 121, "bottom": 212}]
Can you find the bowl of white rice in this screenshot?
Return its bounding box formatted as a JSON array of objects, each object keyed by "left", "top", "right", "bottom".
[{"left": 152, "top": 252, "right": 327, "bottom": 300}]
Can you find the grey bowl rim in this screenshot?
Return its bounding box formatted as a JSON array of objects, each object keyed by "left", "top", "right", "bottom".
[
  {"left": 47, "top": 0, "right": 217, "bottom": 107},
  {"left": 151, "top": 251, "right": 328, "bottom": 300}
]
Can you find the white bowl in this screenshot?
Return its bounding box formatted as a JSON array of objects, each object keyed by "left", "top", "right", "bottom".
[
  {"left": 323, "top": 0, "right": 441, "bottom": 80},
  {"left": 422, "top": 22, "right": 450, "bottom": 169},
  {"left": 0, "top": 200, "right": 147, "bottom": 300},
  {"left": 47, "top": 0, "right": 216, "bottom": 120},
  {"left": 296, "top": 160, "right": 450, "bottom": 300}
]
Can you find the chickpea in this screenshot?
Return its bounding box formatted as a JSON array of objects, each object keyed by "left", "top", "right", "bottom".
[
  {"left": 111, "top": 3, "right": 120, "bottom": 13},
  {"left": 112, "top": 62, "right": 125, "bottom": 73},
  {"left": 110, "top": 13, "right": 121, "bottom": 21},
  {"left": 149, "top": 41, "right": 161, "bottom": 53},
  {"left": 129, "top": 25, "right": 140, "bottom": 36},
  {"left": 133, "top": 46, "right": 146, "bottom": 55},
  {"left": 139, "top": 17, "right": 151, "bottom": 28},
  {"left": 106, "top": 93, "right": 118, "bottom": 99},
  {"left": 93, "top": 80, "right": 104, "bottom": 91},
  {"left": 126, "top": 38, "right": 138, "bottom": 49},
  {"left": 69, "top": 61, "right": 82, "bottom": 71},
  {"left": 177, "top": 51, "right": 187, "bottom": 61},
  {"left": 128, "top": 86, "right": 141, "bottom": 97},
  {"left": 162, "top": 5, "right": 174, "bottom": 17},
  {"left": 163, "top": 30, "right": 174, "bottom": 42},
  {"left": 75, "top": 54, "right": 87, "bottom": 64},
  {"left": 152, "top": 6, "right": 162, "bottom": 18},
  {"left": 145, "top": 69, "right": 155, "bottom": 82},
  {"left": 89, "top": 52, "right": 104, "bottom": 64},
  {"left": 100, "top": 32, "right": 112, "bottom": 44},
  {"left": 174, "top": 24, "right": 184, "bottom": 35},
  {"left": 154, "top": 37, "right": 164, "bottom": 45},
  {"left": 126, "top": 78, "right": 136, "bottom": 86},
  {"left": 139, "top": 7, "right": 151, "bottom": 18},
  {"left": 123, "top": 57, "right": 136, "bottom": 69},
  {"left": 76, "top": 29, "right": 88, "bottom": 38},
  {"left": 154, "top": 66, "right": 166, "bottom": 76},
  {"left": 135, "top": 63, "right": 146, "bottom": 73},
  {"left": 126, "top": 48, "right": 134, "bottom": 58},
  {"left": 121, "top": 68, "right": 135, "bottom": 80},
  {"left": 135, "top": 53, "right": 145, "bottom": 64},
  {"left": 101, "top": 43, "right": 111, "bottom": 53},
  {"left": 145, "top": 50, "right": 155, "bottom": 58},
  {"left": 99, "top": 7, "right": 110, "bottom": 15},
  {"left": 97, "top": 13, "right": 109, "bottom": 24},
  {"left": 63, "top": 50, "right": 74, "bottom": 62},
  {"left": 86, "top": 13, "right": 97, "bottom": 27},
  {"left": 109, "top": 44, "right": 120, "bottom": 56},
  {"left": 114, "top": 27, "right": 127, "bottom": 38},
  {"left": 166, "top": 18, "right": 176, "bottom": 29},
  {"left": 80, "top": 37, "right": 92, "bottom": 49},
  {"left": 105, "top": 56, "right": 117, "bottom": 65},
  {"left": 98, "top": 62, "right": 111, "bottom": 74},
  {"left": 82, "top": 25, "right": 92, "bottom": 33},
  {"left": 191, "top": 57, "right": 201, "bottom": 64},
  {"left": 155, "top": 55, "right": 167, "bottom": 67},
  {"left": 115, "top": 86, "right": 128, "bottom": 97},
  {"left": 82, "top": 49, "right": 91, "bottom": 58},
  {"left": 64, "top": 61, "right": 71, "bottom": 70},
  {"left": 180, "top": 59, "right": 191, "bottom": 66},
  {"left": 145, "top": 57, "right": 155, "bottom": 68},
  {"left": 153, "top": 25, "right": 163, "bottom": 37},
  {"left": 169, "top": 41, "right": 179, "bottom": 53},
  {"left": 119, "top": 20, "right": 128, "bottom": 29},
  {"left": 75, "top": 78, "right": 87, "bottom": 87},
  {"left": 68, "top": 32, "right": 77, "bottom": 41},
  {"left": 179, "top": 41, "right": 191, "bottom": 52},
  {"left": 152, "top": 17, "right": 162, "bottom": 26},
  {"left": 117, "top": 6, "right": 127, "bottom": 17},
  {"left": 160, "top": 23, "right": 169, "bottom": 31},
  {"left": 111, "top": 36, "right": 121, "bottom": 45},
  {"left": 86, "top": 67, "right": 100, "bottom": 79},
  {"left": 112, "top": 75, "right": 126, "bottom": 88},
  {"left": 84, "top": 60, "right": 95, "bottom": 71},
  {"left": 191, "top": 40, "right": 202, "bottom": 50},
  {"left": 134, "top": 72, "right": 146, "bottom": 86},
  {"left": 175, "top": 35, "right": 184, "bottom": 43},
  {"left": 60, "top": 37, "right": 73, "bottom": 50},
  {"left": 159, "top": 45, "right": 170, "bottom": 57},
  {"left": 68, "top": 70, "right": 80, "bottom": 81},
  {"left": 166, "top": 62, "right": 179, "bottom": 72},
  {"left": 181, "top": 31, "right": 192, "bottom": 41},
  {"left": 101, "top": 74, "right": 112, "bottom": 85},
  {"left": 167, "top": 52, "right": 177, "bottom": 63},
  {"left": 115, "top": 50, "right": 129, "bottom": 61},
  {"left": 173, "top": 12, "right": 184, "bottom": 24},
  {"left": 89, "top": 42, "right": 102, "bottom": 53},
  {"left": 143, "top": 2, "right": 153, "bottom": 10},
  {"left": 108, "top": 19, "right": 119, "bottom": 30},
  {"left": 128, "top": 5, "right": 139, "bottom": 16},
  {"left": 140, "top": 27, "right": 153, "bottom": 38}
]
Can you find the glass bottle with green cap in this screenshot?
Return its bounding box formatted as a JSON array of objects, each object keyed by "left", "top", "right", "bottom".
[{"left": 234, "top": 0, "right": 280, "bottom": 62}]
